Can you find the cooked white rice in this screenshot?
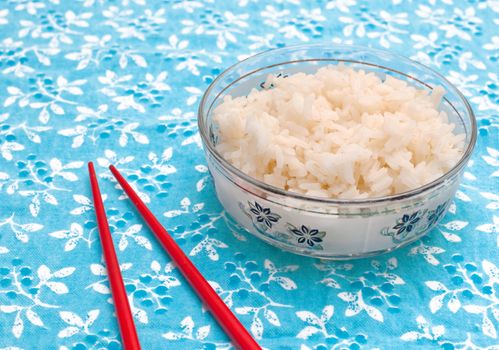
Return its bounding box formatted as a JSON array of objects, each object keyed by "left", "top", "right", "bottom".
[{"left": 213, "top": 65, "right": 465, "bottom": 199}]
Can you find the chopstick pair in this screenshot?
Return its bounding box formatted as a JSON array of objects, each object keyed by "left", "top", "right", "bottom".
[{"left": 88, "top": 162, "right": 261, "bottom": 350}]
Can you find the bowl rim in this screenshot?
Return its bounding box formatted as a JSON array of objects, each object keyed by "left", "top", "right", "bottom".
[{"left": 198, "top": 43, "right": 477, "bottom": 205}]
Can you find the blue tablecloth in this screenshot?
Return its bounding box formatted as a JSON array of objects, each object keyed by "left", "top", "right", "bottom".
[{"left": 0, "top": 1, "right": 498, "bottom": 349}]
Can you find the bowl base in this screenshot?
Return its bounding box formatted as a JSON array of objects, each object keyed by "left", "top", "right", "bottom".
[{"left": 224, "top": 212, "right": 428, "bottom": 260}]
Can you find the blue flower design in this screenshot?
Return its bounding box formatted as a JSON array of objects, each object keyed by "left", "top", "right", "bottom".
[
  {"left": 289, "top": 224, "right": 325, "bottom": 247},
  {"left": 248, "top": 201, "right": 281, "bottom": 229},
  {"left": 393, "top": 212, "right": 421, "bottom": 235},
  {"left": 427, "top": 202, "right": 447, "bottom": 227},
  {"left": 259, "top": 72, "right": 288, "bottom": 89}
]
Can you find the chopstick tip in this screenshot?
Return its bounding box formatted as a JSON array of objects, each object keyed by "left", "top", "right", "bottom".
[{"left": 88, "top": 161, "right": 95, "bottom": 172}]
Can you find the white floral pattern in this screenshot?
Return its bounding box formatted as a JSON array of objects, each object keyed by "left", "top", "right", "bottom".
[{"left": 0, "top": 0, "right": 497, "bottom": 349}]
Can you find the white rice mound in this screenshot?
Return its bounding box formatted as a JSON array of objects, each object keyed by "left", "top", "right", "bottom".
[{"left": 213, "top": 65, "right": 465, "bottom": 199}]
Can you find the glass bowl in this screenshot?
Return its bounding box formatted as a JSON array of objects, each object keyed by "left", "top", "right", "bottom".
[{"left": 198, "top": 44, "right": 477, "bottom": 259}]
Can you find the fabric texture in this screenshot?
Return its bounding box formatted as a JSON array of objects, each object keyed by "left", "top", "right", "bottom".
[{"left": 0, "top": 1, "right": 498, "bottom": 349}]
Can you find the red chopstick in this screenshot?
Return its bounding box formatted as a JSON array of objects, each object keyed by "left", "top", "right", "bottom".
[
  {"left": 109, "top": 165, "right": 261, "bottom": 350},
  {"left": 88, "top": 162, "right": 141, "bottom": 350}
]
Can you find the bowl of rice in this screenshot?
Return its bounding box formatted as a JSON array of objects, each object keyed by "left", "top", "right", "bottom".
[{"left": 198, "top": 44, "right": 477, "bottom": 259}]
